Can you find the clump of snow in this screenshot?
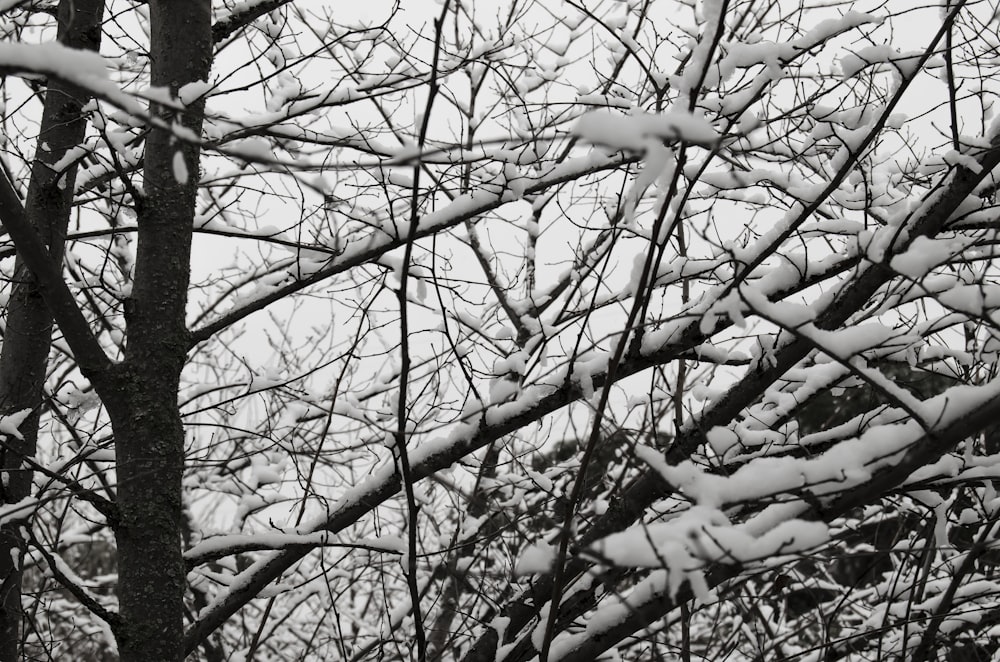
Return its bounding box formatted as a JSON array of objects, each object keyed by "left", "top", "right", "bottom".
[
  {"left": 942, "top": 149, "right": 983, "bottom": 173},
  {"left": 515, "top": 541, "right": 556, "bottom": 575},
  {"left": 573, "top": 110, "right": 719, "bottom": 150},
  {"left": 840, "top": 45, "right": 929, "bottom": 80},
  {"left": 0, "top": 409, "right": 31, "bottom": 440},
  {"left": 0, "top": 497, "right": 38, "bottom": 526},
  {"left": 890, "top": 235, "right": 959, "bottom": 279},
  {"left": 172, "top": 150, "right": 189, "bottom": 184},
  {"left": 178, "top": 79, "right": 212, "bottom": 105}
]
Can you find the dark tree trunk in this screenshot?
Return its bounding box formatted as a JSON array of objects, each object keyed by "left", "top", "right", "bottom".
[
  {"left": 108, "top": 2, "right": 212, "bottom": 660},
  {"left": 0, "top": 1, "right": 105, "bottom": 659}
]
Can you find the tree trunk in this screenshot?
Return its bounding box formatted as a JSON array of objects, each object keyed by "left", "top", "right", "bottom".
[
  {"left": 0, "top": 1, "right": 104, "bottom": 659},
  {"left": 110, "top": 2, "right": 211, "bottom": 660}
]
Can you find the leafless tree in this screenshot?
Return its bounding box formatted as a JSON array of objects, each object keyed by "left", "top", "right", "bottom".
[{"left": 3, "top": 1, "right": 1000, "bottom": 661}]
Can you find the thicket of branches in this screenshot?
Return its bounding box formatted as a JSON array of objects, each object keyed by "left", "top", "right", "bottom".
[{"left": 3, "top": 0, "right": 1000, "bottom": 660}]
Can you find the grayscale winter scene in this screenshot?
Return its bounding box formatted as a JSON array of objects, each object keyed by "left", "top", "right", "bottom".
[{"left": 3, "top": 0, "right": 1000, "bottom": 660}]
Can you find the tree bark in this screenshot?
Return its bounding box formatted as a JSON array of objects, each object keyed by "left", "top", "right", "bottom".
[
  {"left": 109, "top": 2, "right": 211, "bottom": 660},
  {"left": 0, "top": 1, "right": 104, "bottom": 659}
]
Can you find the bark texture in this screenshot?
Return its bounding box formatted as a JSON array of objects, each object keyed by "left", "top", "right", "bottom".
[{"left": 109, "top": 2, "right": 212, "bottom": 660}]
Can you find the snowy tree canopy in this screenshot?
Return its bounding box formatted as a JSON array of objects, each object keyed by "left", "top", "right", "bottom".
[{"left": 3, "top": 0, "right": 1000, "bottom": 660}]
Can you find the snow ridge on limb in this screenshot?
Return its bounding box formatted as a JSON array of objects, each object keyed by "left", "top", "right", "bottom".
[{"left": 0, "top": 42, "right": 138, "bottom": 114}]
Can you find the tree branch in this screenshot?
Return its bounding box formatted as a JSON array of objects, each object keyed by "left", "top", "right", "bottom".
[{"left": 0, "top": 172, "right": 115, "bottom": 386}]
